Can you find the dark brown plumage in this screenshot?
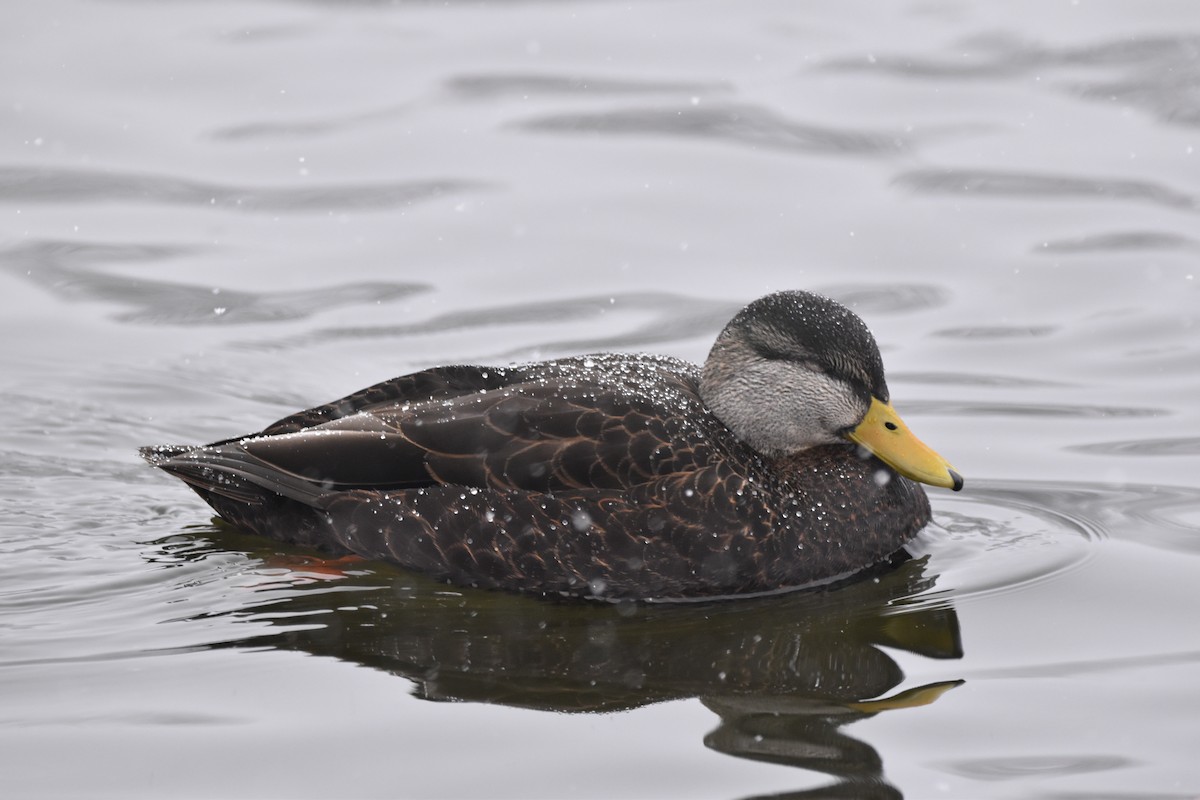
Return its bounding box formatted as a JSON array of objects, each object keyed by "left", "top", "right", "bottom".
[{"left": 142, "top": 291, "right": 961, "bottom": 600}]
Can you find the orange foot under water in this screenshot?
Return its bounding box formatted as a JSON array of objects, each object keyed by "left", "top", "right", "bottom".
[{"left": 260, "top": 553, "right": 371, "bottom": 579}]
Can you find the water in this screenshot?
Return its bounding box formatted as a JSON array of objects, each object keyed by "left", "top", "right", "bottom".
[{"left": 2, "top": 0, "right": 1199, "bottom": 797}]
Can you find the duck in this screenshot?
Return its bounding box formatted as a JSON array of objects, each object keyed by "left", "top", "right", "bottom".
[{"left": 141, "top": 290, "right": 962, "bottom": 601}]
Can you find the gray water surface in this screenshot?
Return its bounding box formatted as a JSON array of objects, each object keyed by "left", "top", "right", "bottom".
[{"left": 2, "top": 1, "right": 1199, "bottom": 798}]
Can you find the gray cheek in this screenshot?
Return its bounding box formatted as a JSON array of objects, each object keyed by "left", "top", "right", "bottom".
[
  {"left": 700, "top": 356, "right": 867, "bottom": 455},
  {"left": 808, "top": 372, "right": 868, "bottom": 432},
  {"left": 776, "top": 370, "right": 860, "bottom": 444},
  {"left": 735, "top": 364, "right": 856, "bottom": 453}
]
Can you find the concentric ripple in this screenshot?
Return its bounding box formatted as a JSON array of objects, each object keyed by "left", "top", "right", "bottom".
[
  {"left": 902, "top": 481, "right": 1098, "bottom": 607},
  {"left": 907, "top": 478, "right": 1200, "bottom": 607}
]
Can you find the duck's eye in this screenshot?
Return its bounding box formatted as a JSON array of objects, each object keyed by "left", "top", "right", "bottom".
[
  {"left": 884, "top": 421, "right": 898, "bottom": 431},
  {"left": 752, "top": 344, "right": 824, "bottom": 373}
]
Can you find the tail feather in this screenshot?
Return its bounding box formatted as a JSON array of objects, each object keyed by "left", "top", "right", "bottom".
[
  {"left": 138, "top": 444, "right": 192, "bottom": 465},
  {"left": 140, "top": 443, "right": 334, "bottom": 509}
]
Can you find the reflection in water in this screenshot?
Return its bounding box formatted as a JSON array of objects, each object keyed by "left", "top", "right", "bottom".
[
  {"left": 704, "top": 684, "right": 959, "bottom": 800},
  {"left": 164, "top": 531, "right": 962, "bottom": 799}
]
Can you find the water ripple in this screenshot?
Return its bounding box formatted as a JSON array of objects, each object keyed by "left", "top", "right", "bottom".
[
  {"left": 822, "top": 32, "right": 1200, "bottom": 79},
  {"left": 816, "top": 283, "right": 951, "bottom": 315},
  {"left": 907, "top": 400, "right": 1167, "bottom": 419},
  {"left": 820, "top": 32, "right": 1200, "bottom": 130},
  {"left": 210, "top": 104, "right": 412, "bottom": 141},
  {"left": 0, "top": 165, "right": 488, "bottom": 212},
  {"left": 239, "top": 283, "right": 943, "bottom": 357},
  {"left": 909, "top": 481, "right": 1102, "bottom": 607},
  {"left": 517, "top": 103, "right": 911, "bottom": 156},
  {"left": 212, "top": 73, "right": 731, "bottom": 142},
  {"left": 896, "top": 371, "right": 1073, "bottom": 388},
  {"left": 446, "top": 73, "right": 730, "bottom": 99},
  {"left": 913, "top": 478, "right": 1200, "bottom": 610},
  {"left": 0, "top": 240, "right": 427, "bottom": 326},
  {"left": 936, "top": 754, "right": 1136, "bottom": 781},
  {"left": 239, "top": 290, "right": 741, "bottom": 355},
  {"left": 1069, "top": 437, "right": 1200, "bottom": 457},
  {"left": 894, "top": 168, "right": 1196, "bottom": 211},
  {"left": 933, "top": 324, "right": 1058, "bottom": 339},
  {"left": 1033, "top": 230, "right": 1199, "bottom": 255}
]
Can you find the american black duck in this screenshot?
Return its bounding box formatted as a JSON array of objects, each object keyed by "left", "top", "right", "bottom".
[{"left": 142, "top": 290, "right": 962, "bottom": 600}]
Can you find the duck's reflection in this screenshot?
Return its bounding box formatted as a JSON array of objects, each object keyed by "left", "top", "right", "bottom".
[{"left": 176, "top": 530, "right": 962, "bottom": 799}]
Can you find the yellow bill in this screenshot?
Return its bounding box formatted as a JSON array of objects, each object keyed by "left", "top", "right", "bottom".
[{"left": 847, "top": 397, "right": 963, "bottom": 491}]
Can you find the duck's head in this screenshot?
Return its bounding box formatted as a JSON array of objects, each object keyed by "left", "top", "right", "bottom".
[{"left": 699, "top": 290, "right": 963, "bottom": 491}]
